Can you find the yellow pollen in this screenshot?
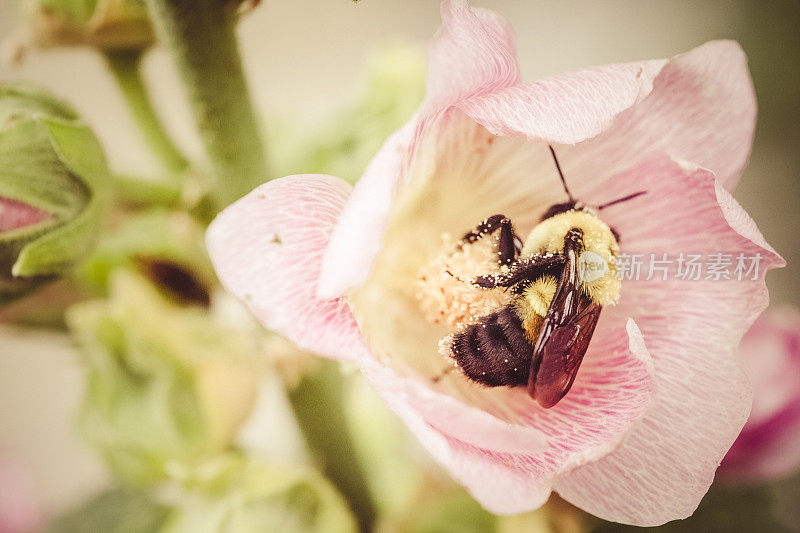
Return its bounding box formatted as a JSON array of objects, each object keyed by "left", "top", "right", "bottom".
[{"left": 416, "top": 232, "right": 512, "bottom": 329}]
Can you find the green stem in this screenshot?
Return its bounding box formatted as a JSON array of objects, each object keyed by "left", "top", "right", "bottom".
[
  {"left": 104, "top": 50, "right": 189, "bottom": 174},
  {"left": 287, "top": 360, "right": 377, "bottom": 533},
  {"left": 143, "top": 0, "right": 268, "bottom": 207}
]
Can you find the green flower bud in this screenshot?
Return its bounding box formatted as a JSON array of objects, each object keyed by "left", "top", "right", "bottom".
[
  {"left": 12, "top": 0, "right": 262, "bottom": 54},
  {"left": 44, "top": 488, "right": 170, "bottom": 533},
  {"left": 19, "top": 0, "right": 154, "bottom": 51},
  {"left": 164, "top": 454, "right": 357, "bottom": 533},
  {"left": 66, "top": 271, "right": 258, "bottom": 485},
  {"left": 0, "top": 83, "right": 110, "bottom": 301},
  {"left": 76, "top": 208, "right": 213, "bottom": 296}
]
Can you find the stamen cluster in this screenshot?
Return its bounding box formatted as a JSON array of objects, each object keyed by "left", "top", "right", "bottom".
[{"left": 415, "top": 232, "right": 511, "bottom": 329}]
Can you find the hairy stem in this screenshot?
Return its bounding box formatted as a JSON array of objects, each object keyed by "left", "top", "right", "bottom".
[
  {"left": 287, "top": 360, "right": 377, "bottom": 532},
  {"left": 143, "top": 0, "right": 268, "bottom": 207},
  {"left": 104, "top": 50, "right": 189, "bottom": 174}
]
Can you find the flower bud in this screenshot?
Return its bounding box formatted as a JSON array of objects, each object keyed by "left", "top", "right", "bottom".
[
  {"left": 719, "top": 307, "right": 800, "bottom": 483},
  {"left": 66, "top": 271, "right": 258, "bottom": 485},
  {"left": 164, "top": 454, "right": 357, "bottom": 533},
  {"left": 76, "top": 208, "right": 214, "bottom": 298},
  {"left": 10, "top": 0, "right": 263, "bottom": 56},
  {"left": 0, "top": 83, "right": 110, "bottom": 301},
  {"left": 45, "top": 488, "right": 169, "bottom": 532},
  {"left": 18, "top": 0, "right": 154, "bottom": 52}
]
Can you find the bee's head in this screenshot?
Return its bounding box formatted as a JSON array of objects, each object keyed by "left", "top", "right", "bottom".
[
  {"left": 521, "top": 146, "right": 646, "bottom": 306},
  {"left": 538, "top": 201, "right": 578, "bottom": 221},
  {"left": 539, "top": 200, "right": 602, "bottom": 221}
]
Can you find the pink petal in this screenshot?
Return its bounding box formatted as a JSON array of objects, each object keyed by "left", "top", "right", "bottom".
[
  {"left": 458, "top": 60, "right": 666, "bottom": 144},
  {"left": 358, "top": 355, "right": 552, "bottom": 512},
  {"left": 320, "top": 0, "right": 520, "bottom": 298},
  {"left": 718, "top": 307, "right": 800, "bottom": 483},
  {"left": 0, "top": 197, "right": 50, "bottom": 233},
  {"left": 320, "top": 113, "right": 556, "bottom": 298},
  {"left": 359, "top": 319, "right": 655, "bottom": 515},
  {"left": 320, "top": 0, "right": 520, "bottom": 299},
  {"left": 206, "top": 175, "right": 366, "bottom": 360},
  {"left": 422, "top": 0, "right": 519, "bottom": 116},
  {"left": 553, "top": 156, "right": 784, "bottom": 526},
  {"left": 428, "top": 13, "right": 753, "bottom": 187},
  {"left": 321, "top": 31, "right": 754, "bottom": 299},
  {"left": 318, "top": 122, "right": 416, "bottom": 299},
  {"left": 553, "top": 41, "right": 755, "bottom": 193}
]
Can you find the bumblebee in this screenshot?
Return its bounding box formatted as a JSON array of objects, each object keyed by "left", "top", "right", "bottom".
[{"left": 435, "top": 147, "right": 644, "bottom": 409}]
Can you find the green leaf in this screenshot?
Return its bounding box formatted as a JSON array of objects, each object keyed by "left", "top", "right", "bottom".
[
  {"left": 164, "top": 455, "right": 358, "bottom": 533},
  {"left": 112, "top": 172, "right": 182, "bottom": 207},
  {"left": 76, "top": 208, "right": 210, "bottom": 292},
  {"left": 0, "top": 84, "right": 78, "bottom": 129},
  {"left": 67, "top": 272, "right": 257, "bottom": 485},
  {"left": 44, "top": 487, "right": 170, "bottom": 533},
  {"left": 406, "top": 489, "right": 497, "bottom": 533},
  {"left": 36, "top": 0, "right": 101, "bottom": 24}
]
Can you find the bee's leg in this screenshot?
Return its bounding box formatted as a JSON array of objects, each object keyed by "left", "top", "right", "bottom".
[
  {"left": 474, "top": 253, "right": 566, "bottom": 292},
  {"left": 462, "top": 214, "right": 507, "bottom": 244},
  {"left": 461, "top": 214, "right": 521, "bottom": 266},
  {"left": 609, "top": 225, "right": 621, "bottom": 244},
  {"left": 431, "top": 365, "right": 457, "bottom": 383}
]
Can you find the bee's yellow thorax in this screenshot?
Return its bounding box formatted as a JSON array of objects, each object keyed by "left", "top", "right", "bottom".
[{"left": 520, "top": 210, "right": 621, "bottom": 306}]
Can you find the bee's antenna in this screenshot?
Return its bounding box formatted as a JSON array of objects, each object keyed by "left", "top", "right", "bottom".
[
  {"left": 596, "top": 190, "right": 647, "bottom": 210},
  {"left": 548, "top": 145, "right": 575, "bottom": 203}
]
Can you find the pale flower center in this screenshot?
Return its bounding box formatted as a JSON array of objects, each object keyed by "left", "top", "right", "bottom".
[{"left": 415, "top": 232, "right": 511, "bottom": 330}]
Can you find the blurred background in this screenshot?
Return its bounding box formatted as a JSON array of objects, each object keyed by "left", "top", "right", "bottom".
[{"left": 0, "top": 0, "right": 798, "bottom": 531}]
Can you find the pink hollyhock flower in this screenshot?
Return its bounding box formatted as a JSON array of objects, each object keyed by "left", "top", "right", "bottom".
[
  {"left": 0, "top": 454, "right": 40, "bottom": 533},
  {"left": 207, "top": 0, "right": 785, "bottom": 526},
  {"left": 718, "top": 307, "right": 800, "bottom": 483}
]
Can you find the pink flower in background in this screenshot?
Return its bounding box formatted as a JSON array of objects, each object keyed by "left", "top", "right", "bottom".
[
  {"left": 207, "top": 0, "right": 784, "bottom": 526},
  {"left": 0, "top": 454, "right": 40, "bottom": 533},
  {"left": 0, "top": 198, "right": 49, "bottom": 233},
  {"left": 719, "top": 307, "right": 800, "bottom": 483}
]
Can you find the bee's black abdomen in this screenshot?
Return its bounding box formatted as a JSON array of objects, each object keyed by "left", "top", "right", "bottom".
[{"left": 451, "top": 306, "right": 534, "bottom": 387}]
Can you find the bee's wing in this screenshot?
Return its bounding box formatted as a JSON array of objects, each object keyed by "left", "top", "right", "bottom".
[
  {"left": 528, "top": 298, "right": 601, "bottom": 408},
  {"left": 526, "top": 229, "right": 602, "bottom": 408}
]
